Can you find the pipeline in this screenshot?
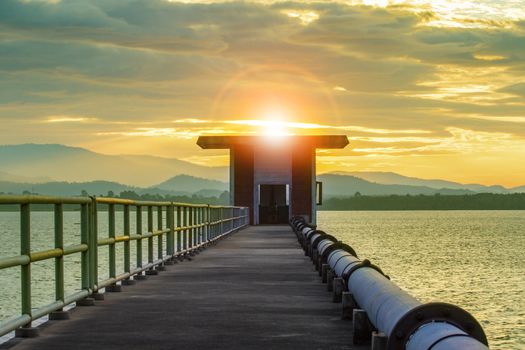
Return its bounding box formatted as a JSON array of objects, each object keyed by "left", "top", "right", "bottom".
[{"left": 289, "top": 216, "right": 489, "bottom": 350}]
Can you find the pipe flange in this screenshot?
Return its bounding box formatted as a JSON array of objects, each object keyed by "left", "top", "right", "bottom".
[
  {"left": 308, "top": 230, "right": 327, "bottom": 240},
  {"left": 387, "top": 302, "right": 488, "bottom": 350},
  {"left": 343, "top": 259, "right": 389, "bottom": 283},
  {"left": 304, "top": 229, "right": 318, "bottom": 240},
  {"left": 312, "top": 233, "right": 336, "bottom": 249},
  {"left": 291, "top": 216, "right": 306, "bottom": 224},
  {"left": 298, "top": 223, "right": 313, "bottom": 232},
  {"left": 321, "top": 242, "right": 358, "bottom": 262}
]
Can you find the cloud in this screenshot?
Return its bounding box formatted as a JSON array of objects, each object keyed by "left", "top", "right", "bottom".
[
  {"left": 348, "top": 127, "right": 523, "bottom": 156},
  {"left": 499, "top": 82, "right": 525, "bottom": 97},
  {"left": 0, "top": 39, "right": 238, "bottom": 81},
  {"left": 1, "top": 0, "right": 525, "bottom": 185},
  {"left": 45, "top": 115, "right": 98, "bottom": 123}
]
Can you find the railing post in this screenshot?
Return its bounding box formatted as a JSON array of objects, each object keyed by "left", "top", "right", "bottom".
[
  {"left": 80, "top": 203, "right": 89, "bottom": 291},
  {"left": 157, "top": 206, "right": 163, "bottom": 261},
  {"left": 188, "top": 206, "right": 193, "bottom": 250},
  {"left": 147, "top": 206, "right": 153, "bottom": 261},
  {"left": 76, "top": 202, "right": 96, "bottom": 306},
  {"left": 194, "top": 206, "right": 199, "bottom": 246},
  {"left": 122, "top": 205, "right": 134, "bottom": 285},
  {"left": 49, "top": 203, "right": 69, "bottom": 319},
  {"left": 194, "top": 207, "right": 198, "bottom": 246},
  {"left": 206, "top": 205, "right": 210, "bottom": 243},
  {"left": 135, "top": 205, "right": 146, "bottom": 280},
  {"left": 105, "top": 203, "right": 121, "bottom": 292},
  {"left": 89, "top": 197, "right": 101, "bottom": 299},
  {"left": 20, "top": 203, "right": 32, "bottom": 326},
  {"left": 221, "top": 208, "right": 224, "bottom": 235},
  {"left": 229, "top": 207, "right": 232, "bottom": 231},
  {"left": 167, "top": 203, "right": 174, "bottom": 256},
  {"left": 54, "top": 203, "right": 64, "bottom": 303},
  {"left": 212, "top": 207, "right": 216, "bottom": 238},
  {"left": 166, "top": 203, "right": 175, "bottom": 258},
  {"left": 176, "top": 205, "right": 182, "bottom": 253},
  {"left": 201, "top": 206, "right": 205, "bottom": 243},
  {"left": 147, "top": 206, "right": 154, "bottom": 271},
  {"left": 182, "top": 206, "right": 188, "bottom": 251},
  {"left": 198, "top": 207, "right": 204, "bottom": 245},
  {"left": 108, "top": 203, "right": 116, "bottom": 280},
  {"left": 215, "top": 208, "right": 218, "bottom": 238},
  {"left": 195, "top": 206, "right": 199, "bottom": 246}
]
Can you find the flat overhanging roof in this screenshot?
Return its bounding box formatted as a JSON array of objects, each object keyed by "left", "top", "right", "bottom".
[{"left": 197, "top": 135, "right": 349, "bottom": 149}]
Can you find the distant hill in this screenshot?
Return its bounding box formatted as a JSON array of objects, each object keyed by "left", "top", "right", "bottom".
[
  {"left": 154, "top": 175, "right": 228, "bottom": 193},
  {"left": 0, "top": 144, "right": 228, "bottom": 187},
  {"left": 512, "top": 185, "right": 525, "bottom": 193},
  {"left": 1, "top": 144, "right": 524, "bottom": 197},
  {"left": 0, "top": 172, "right": 229, "bottom": 197},
  {"left": 0, "top": 170, "right": 52, "bottom": 183},
  {"left": 327, "top": 171, "right": 523, "bottom": 194},
  {"left": 317, "top": 174, "right": 476, "bottom": 197},
  {"left": 0, "top": 180, "right": 138, "bottom": 197}
]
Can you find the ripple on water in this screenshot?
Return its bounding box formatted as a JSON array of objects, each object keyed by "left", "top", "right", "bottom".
[{"left": 318, "top": 210, "right": 525, "bottom": 350}]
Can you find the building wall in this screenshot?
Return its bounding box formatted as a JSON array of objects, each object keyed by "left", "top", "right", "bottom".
[
  {"left": 291, "top": 144, "right": 314, "bottom": 223},
  {"left": 231, "top": 143, "right": 316, "bottom": 225},
  {"left": 231, "top": 145, "right": 255, "bottom": 224}
]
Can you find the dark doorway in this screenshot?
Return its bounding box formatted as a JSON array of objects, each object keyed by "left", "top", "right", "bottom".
[{"left": 259, "top": 184, "right": 289, "bottom": 224}]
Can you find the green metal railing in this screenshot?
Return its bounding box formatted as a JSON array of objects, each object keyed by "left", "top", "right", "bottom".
[{"left": 0, "top": 195, "right": 249, "bottom": 337}]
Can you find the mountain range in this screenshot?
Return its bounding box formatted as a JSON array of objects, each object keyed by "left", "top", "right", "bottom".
[
  {"left": 0, "top": 175, "right": 228, "bottom": 198},
  {"left": 1, "top": 143, "right": 524, "bottom": 197},
  {"left": 0, "top": 144, "right": 228, "bottom": 187},
  {"left": 329, "top": 171, "right": 522, "bottom": 194}
]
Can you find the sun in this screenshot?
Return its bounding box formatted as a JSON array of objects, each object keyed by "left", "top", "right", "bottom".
[
  {"left": 225, "top": 102, "right": 325, "bottom": 138},
  {"left": 258, "top": 106, "right": 293, "bottom": 137}
]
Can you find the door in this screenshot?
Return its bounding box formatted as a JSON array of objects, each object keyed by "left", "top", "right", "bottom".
[{"left": 258, "top": 184, "right": 289, "bottom": 224}]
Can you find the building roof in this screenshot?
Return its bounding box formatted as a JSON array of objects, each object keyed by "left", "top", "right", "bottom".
[{"left": 197, "top": 135, "right": 349, "bottom": 149}]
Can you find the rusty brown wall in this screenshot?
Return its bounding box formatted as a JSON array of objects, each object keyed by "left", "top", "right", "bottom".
[
  {"left": 291, "top": 145, "right": 314, "bottom": 222},
  {"left": 232, "top": 145, "right": 255, "bottom": 224}
]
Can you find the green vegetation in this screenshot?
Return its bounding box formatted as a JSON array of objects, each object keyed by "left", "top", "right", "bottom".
[
  {"left": 3, "top": 191, "right": 525, "bottom": 211},
  {"left": 320, "top": 193, "right": 525, "bottom": 210},
  {"left": 0, "top": 190, "right": 230, "bottom": 211},
  {"left": 117, "top": 190, "right": 230, "bottom": 205}
]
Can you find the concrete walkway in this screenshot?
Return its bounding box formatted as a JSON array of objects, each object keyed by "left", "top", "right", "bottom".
[{"left": 3, "top": 226, "right": 365, "bottom": 350}]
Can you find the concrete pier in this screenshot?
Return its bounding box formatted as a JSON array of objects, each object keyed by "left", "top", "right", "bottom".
[{"left": 2, "top": 226, "right": 366, "bottom": 350}]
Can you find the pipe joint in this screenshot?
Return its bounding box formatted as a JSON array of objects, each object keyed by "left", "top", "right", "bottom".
[
  {"left": 343, "top": 259, "right": 389, "bottom": 284},
  {"left": 389, "top": 302, "right": 488, "bottom": 350}
]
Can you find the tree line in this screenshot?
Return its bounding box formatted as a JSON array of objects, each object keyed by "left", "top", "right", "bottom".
[
  {"left": 3, "top": 191, "right": 525, "bottom": 211},
  {"left": 320, "top": 193, "right": 525, "bottom": 210},
  {"left": 0, "top": 190, "right": 230, "bottom": 211}
]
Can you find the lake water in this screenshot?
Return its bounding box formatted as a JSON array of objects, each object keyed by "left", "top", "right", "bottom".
[
  {"left": 0, "top": 210, "right": 524, "bottom": 349},
  {"left": 0, "top": 210, "right": 167, "bottom": 330},
  {"left": 318, "top": 210, "right": 525, "bottom": 350}
]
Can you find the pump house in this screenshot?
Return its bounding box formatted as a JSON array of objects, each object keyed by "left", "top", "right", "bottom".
[{"left": 197, "top": 135, "right": 348, "bottom": 225}]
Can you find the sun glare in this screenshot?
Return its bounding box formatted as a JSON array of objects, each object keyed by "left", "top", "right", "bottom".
[
  {"left": 260, "top": 108, "right": 290, "bottom": 136},
  {"left": 261, "top": 120, "right": 289, "bottom": 137}
]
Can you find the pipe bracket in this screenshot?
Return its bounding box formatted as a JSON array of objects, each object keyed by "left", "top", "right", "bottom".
[
  {"left": 343, "top": 259, "right": 388, "bottom": 283},
  {"left": 387, "top": 302, "right": 488, "bottom": 350}
]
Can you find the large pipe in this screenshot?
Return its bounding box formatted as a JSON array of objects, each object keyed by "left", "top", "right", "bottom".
[
  {"left": 406, "top": 322, "right": 486, "bottom": 350},
  {"left": 289, "top": 219, "right": 489, "bottom": 350},
  {"left": 329, "top": 245, "right": 488, "bottom": 349}
]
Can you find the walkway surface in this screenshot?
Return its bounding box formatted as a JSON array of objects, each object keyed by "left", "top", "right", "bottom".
[{"left": 3, "top": 226, "right": 365, "bottom": 350}]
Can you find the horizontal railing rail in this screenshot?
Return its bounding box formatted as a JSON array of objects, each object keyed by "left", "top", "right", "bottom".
[{"left": 0, "top": 195, "right": 249, "bottom": 338}]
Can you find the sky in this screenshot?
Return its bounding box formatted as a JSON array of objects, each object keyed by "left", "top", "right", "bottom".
[{"left": 1, "top": 0, "right": 525, "bottom": 186}]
